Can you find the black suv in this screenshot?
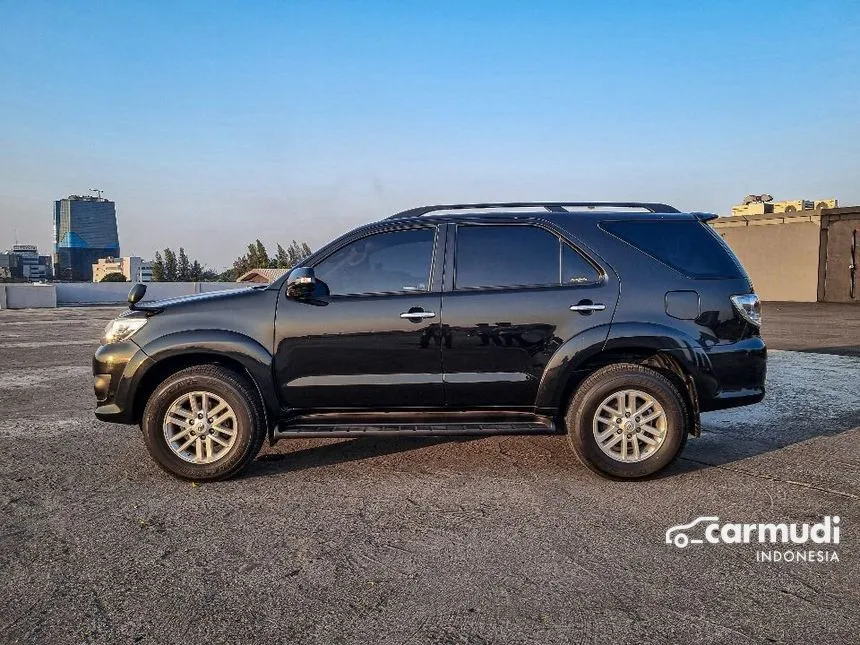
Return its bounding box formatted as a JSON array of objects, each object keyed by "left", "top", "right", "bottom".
[{"left": 93, "top": 202, "right": 765, "bottom": 481}]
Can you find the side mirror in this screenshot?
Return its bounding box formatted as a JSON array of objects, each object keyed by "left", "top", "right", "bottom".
[
  {"left": 128, "top": 283, "right": 147, "bottom": 310},
  {"left": 286, "top": 267, "right": 317, "bottom": 299}
]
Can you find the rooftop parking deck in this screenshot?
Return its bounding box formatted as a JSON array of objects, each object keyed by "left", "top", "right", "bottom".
[{"left": 0, "top": 303, "right": 858, "bottom": 644}]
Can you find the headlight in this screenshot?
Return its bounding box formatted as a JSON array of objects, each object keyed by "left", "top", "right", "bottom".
[
  {"left": 101, "top": 317, "right": 147, "bottom": 345},
  {"left": 730, "top": 294, "right": 761, "bottom": 327}
]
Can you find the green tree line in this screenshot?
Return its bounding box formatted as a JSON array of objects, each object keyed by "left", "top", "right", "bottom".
[
  {"left": 232, "top": 240, "right": 312, "bottom": 278},
  {"left": 149, "top": 241, "right": 312, "bottom": 282},
  {"left": 151, "top": 248, "right": 221, "bottom": 282}
]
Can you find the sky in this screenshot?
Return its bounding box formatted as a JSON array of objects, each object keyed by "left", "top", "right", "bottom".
[{"left": 1, "top": 0, "right": 858, "bottom": 269}]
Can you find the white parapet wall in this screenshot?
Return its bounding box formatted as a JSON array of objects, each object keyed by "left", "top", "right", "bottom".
[
  {"left": 55, "top": 282, "right": 245, "bottom": 306},
  {"left": 0, "top": 282, "right": 247, "bottom": 309},
  {"left": 4, "top": 284, "right": 58, "bottom": 309}
]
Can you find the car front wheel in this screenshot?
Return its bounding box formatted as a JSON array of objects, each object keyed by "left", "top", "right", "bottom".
[
  {"left": 140, "top": 365, "right": 265, "bottom": 481},
  {"left": 565, "top": 363, "right": 688, "bottom": 479}
]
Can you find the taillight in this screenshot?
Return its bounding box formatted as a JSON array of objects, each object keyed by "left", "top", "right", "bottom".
[{"left": 731, "top": 294, "right": 761, "bottom": 327}]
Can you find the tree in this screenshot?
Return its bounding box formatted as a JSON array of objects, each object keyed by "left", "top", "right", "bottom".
[
  {"left": 163, "top": 248, "right": 178, "bottom": 282},
  {"left": 230, "top": 239, "right": 312, "bottom": 280},
  {"left": 232, "top": 239, "right": 270, "bottom": 278},
  {"left": 232, "top": 250, "right": 250, "bottom": 278},
  {"left": 100, "top": 272, "right": 127, "bottom": 282},
  {"left": 151, "top": 252, "right": 164, "bottom": 282},
  {"left": 286, "top": 240, "right": 312, "bottom": 267},
  {"left": 190, "top": 260, "right": 203, "bottom": 281},
  {"left": 149, "top": 247, "right": 214, "bottom": 282},
  {"left": 199, "top": 268, "right": 224, "bottom": 281},
  {"left": 275, "top": 243, "right": 290, "bottom": 268},
  {"left": 214, "top": 268, "right": 235, "bottom": 281},
  {"left": 177, "top": 247, "right": 190, "bottom": 281},
  {"left": 274, "top": 240, "right": 312, "bottom": 269},
  {"left": 245, "top": 243, "right": 259, "bottom": 270},
  {"left": 254, "top": 240, "right": 270, "bottom": 269}
]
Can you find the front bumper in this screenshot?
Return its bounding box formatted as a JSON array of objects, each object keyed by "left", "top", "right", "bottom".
[{"left": 92, "top": 340, "right": 153, "bottom": 424}]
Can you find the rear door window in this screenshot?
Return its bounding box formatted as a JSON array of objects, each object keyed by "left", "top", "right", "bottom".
[
  {"left": 455, "top": 225, "right": 599, "bottom": 289},
  {"left": 601, "top": 220, "right": 744, "bottom": 279}
]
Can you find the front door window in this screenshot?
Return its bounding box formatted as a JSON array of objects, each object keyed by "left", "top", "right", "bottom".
[{"left": 313, "top": 228, "right": 435, "bottom": 296}]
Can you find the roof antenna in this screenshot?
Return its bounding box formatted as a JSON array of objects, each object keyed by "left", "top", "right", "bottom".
[{"left": 89, "top": 188, "right": 104, "bottom": 199}]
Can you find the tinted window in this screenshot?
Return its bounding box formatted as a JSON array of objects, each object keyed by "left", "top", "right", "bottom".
[
  {"left": 313, "top": 228, "right": 435, "bottom": 295},
  {"left": 563, "top": 244, "right": 600, "bottom": 285},
  {"left": 455, "top": 225, "right": 598, "bottom": 289},
  {"left": 602, "top": 220, "right": 744, "bottom": 279}
]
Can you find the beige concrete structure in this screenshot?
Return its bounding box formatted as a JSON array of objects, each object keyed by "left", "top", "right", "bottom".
[
  {"left": 712, "top": 206, "right": 859, "bottom": 303},
  {"left": 713, "top": 211, "right": 821, "bottom": 301},
  {"left": 91, "top": 256, "right": 152, "bottom": 283}
]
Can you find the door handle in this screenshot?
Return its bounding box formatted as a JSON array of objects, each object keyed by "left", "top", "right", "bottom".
[
  {"left": 570, "top": 302, "right": 606, "bottom": 313},
  {"left": 400, "top": 311, "right": 436, "bottom": 320}
]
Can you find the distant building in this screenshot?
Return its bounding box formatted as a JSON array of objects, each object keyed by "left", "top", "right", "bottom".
[
  {"left": 712, "top": 204, "right": 857, "bottom": 302},
  {"left": 0, "top": 252, "right": 21, "bottom": 280},
  {"left": 92, "top": 256, "right": 152, "bottom": 283},
  {"left": 0, "top": 244, "right": 52, "bottom": 281},
  {"left": 53, "top": 194, "right": 120, "bottom": 281},
  {"left": 236, "top": 268, "right": 289, "bottom": 283},
  {"left": 10, "top": 244, "right": 52, "bottom": 281}
]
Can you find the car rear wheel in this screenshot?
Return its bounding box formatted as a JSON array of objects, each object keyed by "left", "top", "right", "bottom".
[
  {"left": 565, "top": 363, "right": 688, "bottom": 479},
  {"left": 140, "top": 365, "right": 265, "bottom": 481}
]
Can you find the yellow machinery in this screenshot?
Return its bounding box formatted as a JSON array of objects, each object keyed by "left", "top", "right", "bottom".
[
  {"left": 731, "top": 196, "right": 838, "bottom": 216},
  {"left": 772, "top": 200, "right": 814, "bottom": 213},
  {"left": 731, "top": 203, "right": 773, "bottom": 216}
]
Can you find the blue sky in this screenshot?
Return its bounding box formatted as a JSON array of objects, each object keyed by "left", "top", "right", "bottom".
[{"left": 1, "top": 0, "right": 858, "bottom": 268}]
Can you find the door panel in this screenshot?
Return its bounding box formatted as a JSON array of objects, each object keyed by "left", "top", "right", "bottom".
[
  {"left": 273, "top": 225, "right": 445, "bottom": 411},
  {"left": 275, "top": 294, "right": 443, "bottom": 409},
  {"left": 441, "top": 287, "right": 615, "bottom": 408},
  {"left": 441, "top": 222, "right": 618, "bottom": 409}
]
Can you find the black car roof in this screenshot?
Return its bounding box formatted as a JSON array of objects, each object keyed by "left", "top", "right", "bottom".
[{"left": 381, "top": 202, "right": 713, "bottom": 224}]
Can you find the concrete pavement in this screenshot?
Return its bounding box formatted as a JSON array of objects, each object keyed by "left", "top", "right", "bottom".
[{"left": 0, "top": 306, "right": 858, "bottom": 644}]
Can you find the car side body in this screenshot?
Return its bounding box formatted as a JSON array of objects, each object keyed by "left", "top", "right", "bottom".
[{"left": 93, "top": 202, "right": 766, "bottom": 480}]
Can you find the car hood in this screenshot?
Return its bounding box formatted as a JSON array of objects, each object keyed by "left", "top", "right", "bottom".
[{"left": 146, "top": 286, "right": 262, "bottom": 310}]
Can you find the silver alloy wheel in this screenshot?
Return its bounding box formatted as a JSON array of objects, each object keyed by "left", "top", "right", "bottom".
[
  {"left": 163, "top": 391, "right": 238, "bottom": 464},
  {"left": 592, "top": 389, "right": 668, "bottom": 463}
]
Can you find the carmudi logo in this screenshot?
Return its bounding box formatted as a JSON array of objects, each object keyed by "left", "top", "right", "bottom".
[{"left": 665, "top": 516, "right": 841, "bottom": 563}]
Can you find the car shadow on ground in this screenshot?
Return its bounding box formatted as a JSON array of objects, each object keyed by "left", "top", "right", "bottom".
[
  {"left": 241, "top": 406, "right": 860, "bottom": 481},
  {"left": 244, "top": 435, "right": 484, "bottom": 479},
  {"left": 245, "top": 405, "right": 860, "bottom": 482}
]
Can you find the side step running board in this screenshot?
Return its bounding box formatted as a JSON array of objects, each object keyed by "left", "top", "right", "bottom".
[{"left": 273, "top": 420, "right": 556, "bottom": 440}]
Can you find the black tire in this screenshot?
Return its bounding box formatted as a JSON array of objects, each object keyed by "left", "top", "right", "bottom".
[
  {"left": 140, "top": 365, "right": 265, "bottom": 481},
  {"left": 565, "top": 363, "right": 688, "bottom": 479}
]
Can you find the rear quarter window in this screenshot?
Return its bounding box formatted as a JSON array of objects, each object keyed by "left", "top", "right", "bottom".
[{"left": 601, "top": 220, "right": 744, "bottom": 279}]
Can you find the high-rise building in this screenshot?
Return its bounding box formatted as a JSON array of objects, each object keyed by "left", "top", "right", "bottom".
[{"left": 53, "top": 194, "right": 120, "bottom": 281}]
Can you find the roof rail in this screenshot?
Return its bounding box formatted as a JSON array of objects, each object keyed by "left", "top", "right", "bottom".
[{"left": 387, "top": 201, "right": 681, "bottom": 219}]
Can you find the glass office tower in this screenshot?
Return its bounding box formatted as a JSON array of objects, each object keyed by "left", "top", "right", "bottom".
[{"left": 53, "top": 195, "right": 120, "bottom": 281}]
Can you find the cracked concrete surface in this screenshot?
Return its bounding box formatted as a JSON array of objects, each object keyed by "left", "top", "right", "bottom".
[{"left": 0, "top": 304, "right": 858, "bottom": 644}]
